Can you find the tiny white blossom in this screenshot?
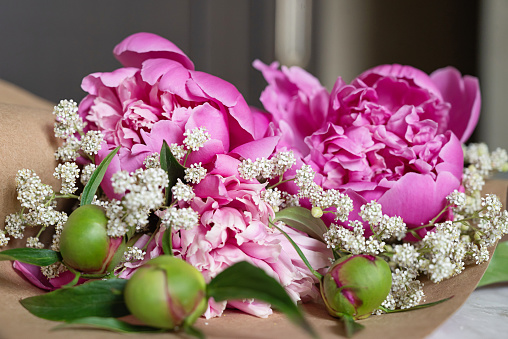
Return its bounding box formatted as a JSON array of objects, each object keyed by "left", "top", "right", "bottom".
[
  {"left": 170, "top": 143, "right": 186, "bottom": 161},
  {"left": 26, "top": 236, "right": 44, "bottom": 249},
  {"left": 261, "top": 188, "right": 283, "bottom": 211},
  {"left": 80, "top": 130, "right": 104, "bottom": 155},
  {"left": 162, "top": 207, "right": 199, "bottom": 230},
  {"left": 80, "top": 163, "right": 97, "bottom": 186},
  {"left": 238, "top": 158, "right": 259, "bottom": 180},
  {"left": 41, "top": 262, "right": 68, "bottom": 279},
  {"left": 54, "top": 162, "right": 80, "bottom": 195},
  {"left": 5, "top": 213, "right": 25, "bottom": 239},
  {"left": 184, "top": 162, "right": 207, "bottom": 184},
  {"left": 144, "top": 153, "right": 161, "bottom": 169},
  {"left": 53, "top": 99, "right": 85, "bottom": 139},
  {"left": 183, "top": 127, "right": 210, "bottom": 151},
  {"left": 271, "top": 151, "right": 296, "bottom": 177},
  {"left": 0, "top": 232, "right": 10, "bottom": 247},
  {"left": 54, "top": 136, "right": 81, "bottom": 162},
  {"left": 123, "top": 246, "right": 146, "bottom": 262},
  {"left": 171, "top": 179, "right": 195, "bottom": 202}
]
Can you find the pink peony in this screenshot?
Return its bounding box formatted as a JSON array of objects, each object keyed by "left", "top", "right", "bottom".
[
  {"left": 256, "top": 63, "right": 480, "bottom": 237},
  {"left": 13, "top": 261, "right": 87, "bottom": 291},
  {"left": 120, "top": 155, "right": 332, "bottom": 318},
  {"left": 79, "top": 33, "right": 273, "bottom": 199}
]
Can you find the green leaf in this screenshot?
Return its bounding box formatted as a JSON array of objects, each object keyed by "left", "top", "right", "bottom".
[
  {"left": 207, "top": 261, "right": 317, "bottom": 338},
  {"left": 0, "top": 248, "right": 61, "bottom": 266},
  {"left": 80, "top": 146, "right": 120, "bottom": 206},
  {"left": 341, "top": 314, "right": 365, "bottom": 338},
  {"left": 275, "top": 206, "right": 328, "bottom": 242},
  {"left": 54, "top": 317, "right": 164, "bottom": 333},
  {"left": 379, "top": 296, "right": 452, "bottom": 313},
  {"left": 20, "top": 278, "right": 129, "bottom": 321},
  {"left": 477, "top": 241, "right": 508, "bottom": 287},
  {"left": 160, "top": 140, "right": 186, "bottom": 204}
]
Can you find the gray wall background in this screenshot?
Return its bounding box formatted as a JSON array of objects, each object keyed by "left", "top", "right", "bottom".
[{"left": 3, "top": 0, "right": 504, "bottom": 148}]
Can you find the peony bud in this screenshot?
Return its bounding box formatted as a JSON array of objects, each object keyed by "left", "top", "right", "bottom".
[
  {"left": 124, "top": 255, "right": 207, "bottom": 329},
  {"left": 59, "top": 204, "right": 125, "bottom": 274},
  {"left": 321, "top": 254, "right": 391, "bottom": 320}
]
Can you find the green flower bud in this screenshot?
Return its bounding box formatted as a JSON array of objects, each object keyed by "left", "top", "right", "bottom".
[
  {"left": 59, "top": 205, "right": 125, "bottom": 274},
  {"left": 311, "top": 206, "right": 324, "bottom": 218},
  {"left": 321, "top": 254, "right": 392, "bottom": 320},
  {"left": 124, "top": 255, "right": 207, "bottom": 329}
]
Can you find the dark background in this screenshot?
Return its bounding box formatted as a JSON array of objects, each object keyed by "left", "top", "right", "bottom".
[{"left": 0, "top": 0, "right": 480, "bottom": 133}]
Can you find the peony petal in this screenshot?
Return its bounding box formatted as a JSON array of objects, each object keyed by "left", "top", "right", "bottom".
[
  {"left": 113, "top": 32, "right": 194, "bottom": 70},
  {"left": 430, "top": 66, "right": 481, "bottom": 142}
]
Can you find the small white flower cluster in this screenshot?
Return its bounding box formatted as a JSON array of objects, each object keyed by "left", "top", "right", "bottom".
[
  {"left": 143, "top": 153, "right": 161, "bottom": 169},
  {"left": 463, "top": 143, "right": 508, "bottom": 176},
  {"left": 161, "top": 207, "right": 199, "bottom": 231},
  {"left": 80, "top": 164, "right": 97, "bottom": 186},
  {"left": 381, "top": 268, "right": 424, "bottom": 311},
  {"left": 238, "top": 151, "right": 296, "bottom": 180},
  {"left": 123, "top": 246, "right": 146, "bottom": 262},
  {"left": 53, "top": 99, "right": 104, "bottom": 161},
  {"left": 294, "top": 165, "right": 354, "bottom": 222},
  {"left": 170, "top": 144, "right": 186, "bottom": 161},
  {"left": 4, "top": 213, "right": 25, "bottom": 239},
  {"left": 53, "top": 162, "right": 80, "bottom": 195},
  {"left": 41, "top": 262, "right": 68, "bottom": 279},
  {"left": 107, "top": 168, "right": 169, "bottom": 237},
  {"left": 0, "top": 231, "right": 10, "bottom": 247},
  {"left": 15, "top": 169, "right": 54, "bottom": 210},
  {"left": 171, "top": 179, "right": 195, "bottom": 202},
  {"left": 26, "top": 236, "right": 44, "bottom": 249},
  {"left": 261, "top": 188, "right": 284, "bottom": 212},
  {"left": 183, "top": 127, "right": 210, "bottom": 152},
  {"left": 53, "top": 99, "right": 84, "bottom": 139},
  {"left": 184, "top": 162, "right": 207, "bottom": 184},
  {"left": 324, "top": 201, "right": 407, "bottom": 256}
]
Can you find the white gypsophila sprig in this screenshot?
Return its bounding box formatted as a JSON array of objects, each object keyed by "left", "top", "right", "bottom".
[
  {"left": 359, "top": 201, "right": 383, "bottom": 227},
  {"left": 53, "top": 99, "right": 85, "bottom": 139},
  {"left": 271, "top": 151, "right": 296, "bottom": 177},
  {"left": 183, "top": 127, "right": 210, "bottom": 152},
  {"left": 80, "top": 130, "right": 104, "bottom": 156},
  {"left": 106, "top": 199, "right": 128, "bottom": 237},
  {"left": 41, "top": 262, "right": 68, "bottom": 279},
  {"left": 54, "top": 136, "right": 81, "bottom": 162},
  {"left": 480, "top": 194, "right": 503, "bottom": 219},
  {"left": 280, "top": 191, "right": 300, "bottom": 209},
  {"left": 464, "top": 143, "right": 508, "bottom": 175},
  {"left": 109, "top": 168, "right": 168, "bottom": 235},
  {"left": 312, "top": 189, "right": 353, "bottom": 223},
  {"left": 4, "top": 213, "right": 25, "bottom": 239},
  {"left": 161, "top": 207, "right": 199, "bottom": 231},
  {"left": 26, "top": 236, "right": 44, "bottom": 249},
  {"left": 184, "top": 162, "right": 207, "bottom": 184},
  {"left": 80, "top": 163, "right": 97, "bottom": 186},
  {"left": 238, "top": 158, "right": 259, "bottom": 180},
  {"left": 123, "top": 246, "right": 146, "bottom": 262},
  {"left": 53, "top": 162, "right": 80, "bottom": 195},
  {"left": 261, "top": 188, "right": 283, "bottom": 212},
  {"left": 324, "top": 221, "right": 366, "bottom": 254},
  {"left": 0, "top": 232, "right": 10, "bottom": 247},
  {"left": 171, "top": 179, "right": 195, "bottom": 202},
  {"left": 144, "top": 153, "right": 161, "bottom": 169},
  {"left": 170, "top": 143, "right": 186, "bottom": 161},
  {"left": 392, "top": 243, "right": 421, "bottom": 269},
  {"left": 463, "top": 166, "right": 485, "bottom": 193},
  {"left": 382, "top": 268, "right": 425, "bottom": 310},
  {"left": 16, "top": 169, "right": 53, "bottom": 210}
]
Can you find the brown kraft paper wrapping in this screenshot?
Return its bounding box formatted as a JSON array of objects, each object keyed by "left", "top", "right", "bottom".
[{"left": 0, "top": 80, "right": 505, "bottom": 338}]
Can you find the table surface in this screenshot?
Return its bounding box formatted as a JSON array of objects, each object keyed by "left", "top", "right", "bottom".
[{"left": 428, "top": 283, "right": 508, "bottom": 338}]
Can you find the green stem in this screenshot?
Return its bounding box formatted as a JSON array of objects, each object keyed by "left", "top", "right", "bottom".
[
  {"left": 270, "top": 220, "right": 323, "bottom": 280},
  {"left": 55, "top": 194, "right": 80, "bottom": 200},
  {"left": 268, "top": 178, "right": 294, "bottom": 189}
]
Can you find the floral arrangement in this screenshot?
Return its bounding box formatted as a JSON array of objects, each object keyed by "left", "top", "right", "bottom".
[{"left": 1, "top": 32, "right": 507, "bottom": 337}]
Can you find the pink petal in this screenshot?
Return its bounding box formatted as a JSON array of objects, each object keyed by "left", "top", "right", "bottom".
[
  {"left": 113, "top": 32, "right": 194, "bottom": 70},
  {"left": 430, "top": 66, "right": 481, "bottom": 142}
]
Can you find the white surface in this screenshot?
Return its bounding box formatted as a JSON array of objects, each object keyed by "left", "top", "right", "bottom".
[{"left": 427, "top": 285, "right": 508, "bottom": 339}]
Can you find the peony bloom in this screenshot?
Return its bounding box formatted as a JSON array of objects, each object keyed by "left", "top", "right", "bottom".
[
  {"left": 120, "top": 155, "right": 332, "bottom": 318},
  {"left": 79, "top": 33, "right": 268, "bottom": 199},
  {"left": 256, "top": 63, "right": 480, "bottom": 237}
]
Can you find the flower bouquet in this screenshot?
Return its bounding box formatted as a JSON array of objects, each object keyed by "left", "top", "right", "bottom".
[{"left": 1, "top": 33, "right": 507, "bottom": 338}]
